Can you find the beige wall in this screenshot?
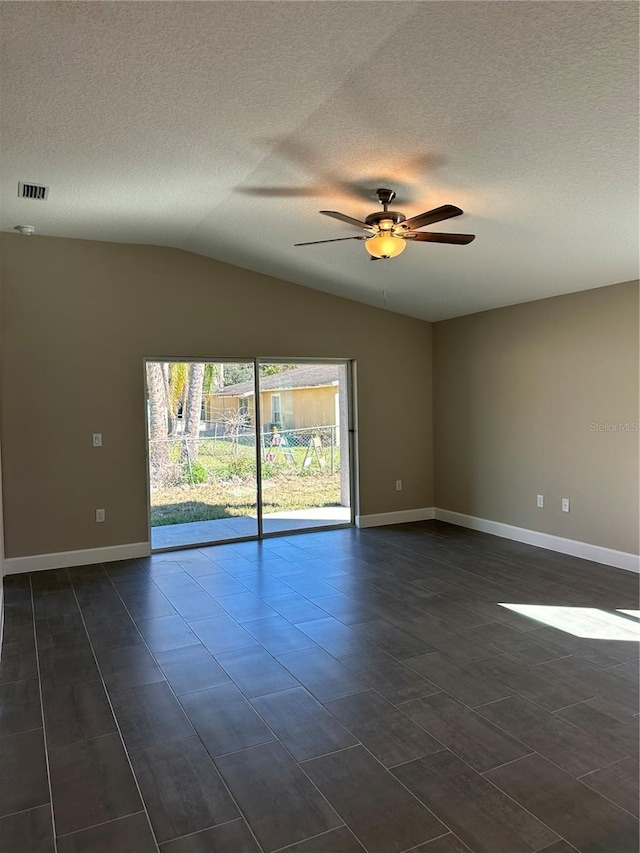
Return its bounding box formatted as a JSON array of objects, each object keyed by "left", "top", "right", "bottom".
[
  {"left": 0, "top": 233, "right": 433, "bottom": 558},
  {"left": 2, "top": 232, "right": 636, "bottom": 562},
  {"left": 433, "top": 281, "right": 639, "bottom": 554}
]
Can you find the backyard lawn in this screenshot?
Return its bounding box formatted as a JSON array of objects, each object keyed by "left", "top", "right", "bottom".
[{"left": 150, "top": 435, "right": 343, "bottom": 526}]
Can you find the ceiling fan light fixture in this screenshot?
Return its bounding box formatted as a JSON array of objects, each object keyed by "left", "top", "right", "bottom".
[
  {"left": 365, "top": 233, "right": 407, "bottom": 259},
  {"left": 300, "top": 191, "right": 474, "bottom": 256}
]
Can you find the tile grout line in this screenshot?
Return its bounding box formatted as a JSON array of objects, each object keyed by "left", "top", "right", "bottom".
[
  {"left": 573, "top": 761, "right": 640, "bottom": 820},
  {"left": 347, "top": 738, "right": 476, "bottom": 852},
  {"left": 388, "top": 673, "right": 564, "bottom": 774},
  {"left": 1, "top": 724, "right": 47, "bottom": 737},
  {"left": 475, "top": 717, "right": 639, "bottom": 816},
  {"left": 29, "top": 575, "right": 59, "bottom": 853},
  {"left": 388, "top": 691, "right": 541, "bottom": 778},
  {"left": 477, "top": 751, "right": 592, "bottom": 851},
  {"left": 304, "top": 711, "right": 452, "bottom": 840},
  {"left": 577, "top": 755, "right": 635, "bottom": 780},
  {"left": 54, "top": 809, "right": 147, "bottom": 840},
  {"left": 534, "top": 842, "right": 580, "bottom": 853},
  {"left": 572, "top": 782, "right": 640, "bottom": 823},
  {"left": 180, "top": 666, "right": 352, "bottom": 852},
  {"left": 397, "top": 831, "right": 454, "bottom": 853},
  {"left": 67, "top": 567, "right": 162, "bottom": 853},
  {"left": 477, "top": 751, "right": 538, "bottom": 774},
  {"left": 135, "top": 815, "right": 245, "bottom": 849},
  {"left": 105, "top": 570, "right": 268, "bottom": 853},
  {"left": 298, "top": 743, "right": 362, "bottom": 765},
  {"left": 0, "top": 800, "right": 50, "bottom": 822},
  {"left": 270, "top": 824, "right": 365, "bottom": 853}
]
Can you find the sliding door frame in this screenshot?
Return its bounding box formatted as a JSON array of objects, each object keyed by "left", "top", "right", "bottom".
[{"left": 144, "top": 356, "right": 357, "bottom": 552}]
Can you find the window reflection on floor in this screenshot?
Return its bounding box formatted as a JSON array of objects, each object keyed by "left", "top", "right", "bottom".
[{"left": 498, "top": 604, "right": 640, "bottom": 641}]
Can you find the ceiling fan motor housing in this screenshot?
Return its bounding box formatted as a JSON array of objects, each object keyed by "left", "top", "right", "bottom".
[
  {"left": 368, "top": 189, "right": 406, "bottom": 229},
  {"left": 365, "top": 210, "right": 407, "bottom": 228}
]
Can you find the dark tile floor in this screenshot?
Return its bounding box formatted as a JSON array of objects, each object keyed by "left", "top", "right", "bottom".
[{"left": 1, "top": 521, "right": 638, "bottom": 853}]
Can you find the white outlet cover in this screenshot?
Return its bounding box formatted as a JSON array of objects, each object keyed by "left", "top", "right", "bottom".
[
  {"left": 561, "top": 498, "right": 570, "bottom": 512},
  {"left": 537, "top": 495, "right": 544, "bottom": 508},
  {"left": 92, "top": 433, "right": 102, "bottom": 447}
]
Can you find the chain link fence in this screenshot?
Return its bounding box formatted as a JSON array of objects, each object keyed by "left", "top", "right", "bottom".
[{"left": 149, "top": 425, "right": 342, "bottom": 489}]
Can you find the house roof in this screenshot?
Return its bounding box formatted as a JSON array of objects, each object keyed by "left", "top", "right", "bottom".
[
  {"left": 217, "top": 364, "right": 340, "bottom": 397},
  {"left": 0, "top": 3, "right": 637, "bottom": 321}
]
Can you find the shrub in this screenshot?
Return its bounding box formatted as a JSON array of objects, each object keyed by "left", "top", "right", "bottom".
[
  {"left": 221, "top": 455, "right": 255, "bottom": 479},
  {"left": 183, "top": 460, "right": 208, "bottom": 484},
  {"left": 260, "top": 460, "right": 277, "bottom": 479}
]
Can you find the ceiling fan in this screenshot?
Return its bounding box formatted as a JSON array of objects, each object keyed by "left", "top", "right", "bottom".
[{"left": 295, "top": 188, "right": 475, "bottom": 259}]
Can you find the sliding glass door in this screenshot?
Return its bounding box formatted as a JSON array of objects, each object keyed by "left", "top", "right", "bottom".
[
  {"left": 146, "top": 358, "right": 352, "bottom": 550},
  {"left": 147, "top": 360, "right": 259, "bottom": 550},
  {"left": 258, "top": 362, "right": 351, "bottom": 535}
]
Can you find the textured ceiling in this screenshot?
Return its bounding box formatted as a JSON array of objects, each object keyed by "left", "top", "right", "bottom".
[{"left": 0, "top": 1, "right": 637, "bottom": 321}]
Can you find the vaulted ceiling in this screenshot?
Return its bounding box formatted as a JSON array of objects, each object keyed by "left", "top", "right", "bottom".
[{"left": 1, "top": 2, "right": 637, "bottom": 320}]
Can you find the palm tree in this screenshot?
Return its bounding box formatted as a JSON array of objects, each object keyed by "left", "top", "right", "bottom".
[
  {"left": 146, "top": 362, "right": 169, "bottom": 484},
  {"left": 149, "top": 361, "right": 221, "bottom": 474},
  {"left": 182, "top": 362, "right": 205, "bottom": 462},
  {"left": 166, "top": 362, "right": 188, "bottom": 435}
]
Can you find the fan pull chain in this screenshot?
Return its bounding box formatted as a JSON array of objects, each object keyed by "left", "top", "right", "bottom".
[{"left": 382, "top": 257, "right": 388, "bottom": 307}]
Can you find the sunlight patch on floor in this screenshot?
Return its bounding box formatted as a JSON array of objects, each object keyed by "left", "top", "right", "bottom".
[{"left": 498, "top": 604, "right": 640, "bottom": 641}]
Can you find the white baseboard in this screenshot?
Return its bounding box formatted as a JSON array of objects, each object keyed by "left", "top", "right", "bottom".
[
  {"left": 4, "top": 512, "right": 637, "bottom": 576},
  {"left": 356, "top": 507, "right": 435, "bottom": 529},
  {"left": 4, "top": 542, "right": 151, "bottom": 576},
  {"left": 434, "top": 508, "right": 639, "bottom": 574}
]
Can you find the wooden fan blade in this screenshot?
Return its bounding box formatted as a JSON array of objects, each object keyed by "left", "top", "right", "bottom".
[
  {"left": 319, "top": 210, "right": 370, "bottom": 230},
  {"left": 402, "top": 204, "right": 463, "bottom": 231},
  {"left": 294, "top": 236, "right": 366, "bottom": 246},
  {"left": 407, "top": 231, "right": 475, "bottom": 245}
]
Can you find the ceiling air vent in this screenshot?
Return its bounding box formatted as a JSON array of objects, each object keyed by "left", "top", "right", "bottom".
[{"left": 18, "top": 182, "right": 49, "bottom": 200}]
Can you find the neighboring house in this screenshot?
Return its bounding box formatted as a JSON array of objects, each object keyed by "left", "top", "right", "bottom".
[{"left": 204, "top": 364, "right": 342, "bottom": 431}]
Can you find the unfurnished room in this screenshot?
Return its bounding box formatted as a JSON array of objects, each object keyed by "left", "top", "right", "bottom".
[{"left": 0, "top": 2, "right": 638, "bottom": 852}]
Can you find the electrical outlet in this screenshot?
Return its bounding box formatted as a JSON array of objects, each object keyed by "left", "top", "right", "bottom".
[
  {"left": 561, "top": 498, "right": 570, "bottom": 513},
  {"left": 95, "top": 508, "right": 106, "bottom": 523},
  {"left": 536, "top": 494, "right": 544, "bottom": 508},
  {"left": 395, "top": 480, "right": 403, "bottom": 491},
  {"left": 92, "top": 433, "right": 102, "bottom": 447}
]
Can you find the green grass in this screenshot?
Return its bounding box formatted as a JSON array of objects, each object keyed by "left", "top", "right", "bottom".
[
  {"left": 150, "top": 472, "right": 342, "bottom": 526},
  {"left": 173, "top": 438, "right": 341, "bottom": 480},
  {"left": 151, "top": 436, "right": 344, "bottom": 526}
]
